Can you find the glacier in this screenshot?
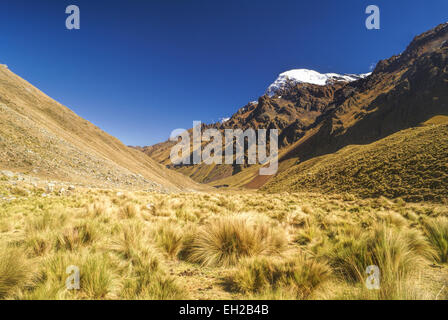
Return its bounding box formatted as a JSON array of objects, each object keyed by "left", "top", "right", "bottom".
[{"left": 266, "top": 69, "right": 371, "bottom": 97}]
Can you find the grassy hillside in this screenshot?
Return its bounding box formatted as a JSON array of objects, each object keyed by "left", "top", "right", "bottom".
[
  {"left": 0, "top": 65, "right": 201, "bottom": 192},
  {"left": 263, "top": 121, "right": 448, "bottom": 202}
]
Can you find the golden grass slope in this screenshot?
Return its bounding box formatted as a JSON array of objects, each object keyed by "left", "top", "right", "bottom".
[
  {"left": 263, "top": 121, "right": 448, "bottom": 202},
  {"left": 0, "top": 65, "right": 201, "bottom": 191}
]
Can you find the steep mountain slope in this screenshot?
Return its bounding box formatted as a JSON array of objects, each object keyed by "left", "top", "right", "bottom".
[
  {"left": 0, "top": 64, "right": 201, "bottom": 191},
  {"left": 279, "top": 22, "right": 448, "bottom": 164},
  {"left": 140, "top": 22, "right": 448, "bottom": 191},
  {"left": 263, "top": 119, "right": 448, "bottom": 201}
]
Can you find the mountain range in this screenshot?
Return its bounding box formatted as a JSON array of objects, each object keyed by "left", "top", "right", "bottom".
[{"left": 139, "top": 22, "right": 448, "bottom": 200}]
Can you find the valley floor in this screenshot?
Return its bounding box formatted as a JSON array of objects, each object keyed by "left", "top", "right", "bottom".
[{"left": 0, "top": 173, "right": 447, "bottom": 300}]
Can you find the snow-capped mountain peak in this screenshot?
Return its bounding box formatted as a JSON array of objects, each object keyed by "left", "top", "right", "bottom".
[{"left": 266, "top": 69, "right": 371, "bottom": 96}]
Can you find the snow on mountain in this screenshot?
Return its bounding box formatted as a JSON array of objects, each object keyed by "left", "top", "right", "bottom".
[{"left": 266, "top": 69, "right": 371, "bottom": 96}]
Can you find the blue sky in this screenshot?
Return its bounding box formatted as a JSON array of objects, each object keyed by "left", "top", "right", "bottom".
[{"left": 0, "top": 0, "right": 447, "bottom": 146}]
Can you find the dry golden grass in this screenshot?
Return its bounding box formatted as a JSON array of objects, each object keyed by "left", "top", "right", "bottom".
[
  {"left": 423, "top": 217, "right": 448, "bottom": 263},
  {"left": 0, "top": 180, "right": 447, "bottom": 300},
  {"left": 0, "top": 247, "right": 33, "bottom": 299},
  {"left": 183, "top": 216, "right": 287, "bottom": 267},
  {"left": 230, "top": 254, "right": 331, "bottom": 299}
]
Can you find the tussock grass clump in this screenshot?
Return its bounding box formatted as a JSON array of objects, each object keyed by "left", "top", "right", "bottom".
[
  {"left": 121, "top": 270, "right": 185, "bottom": 300},
  {"left": 403, "top": 210, "right": 419, "bottom": 222},
  {"left": 377, "top": 211, "right": 408, "bottom": 228},
  {"left": 34, "top": 252, "right": 115, "bottom": 300},
  {"left": 154, "top": 224, "right": 184, "bottom": 258},
  {"left": 10, "top": 186, "right": 29, "bottom": 197},
  {"left": 184, "top": 217, "right": 287, "bottom": 267},
  {"left": 329, "top": 225, "right": 434, "bottom": 299},
  {"left": 109, "top": 222, "right": 150, "bottom": 262},
  {"left": 230, "top": 255, "right": 331, "bottom": 299},
  {"left": 294, "top": 223, "right": 323, "bottom": 246},
  {"left": 26, "top": 231, "right": 53, "bottom": 256},
  {"left": 86, "top": 200, "right": 109, "bottom": 216},
  {"left": 56, "top": 222, "right": 98, "bottom": 251},
  {"left": 330, "top": 225, "right": 431, "bottom": 281},
  {"left": 27, "top": 210, "right": 68, "bottom": 232},
  {"left": 119, "top": 202, "right": 140, "bottom": 219},
  {"left": 216, "top": 197, "right": 237, "bottom": 211},
  {"left": 111, "top": 225, "right": 186, "bottom": 299},
  {"left": 0, "top": 247, "right": 31, "bottom": 299},
  {"left": 301, "top": 205, "right": 313, "bottom": 215},
  {"left": 423, "top": 217, "right": 448, "bottom": 263},
  {"left": 80, "top": 255, "right": 115, "bottom": 299}
]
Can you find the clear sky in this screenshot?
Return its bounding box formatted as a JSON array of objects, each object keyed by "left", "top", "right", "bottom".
[{"left": 1, "top": 0, "right": 447, "bottom": 146}]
